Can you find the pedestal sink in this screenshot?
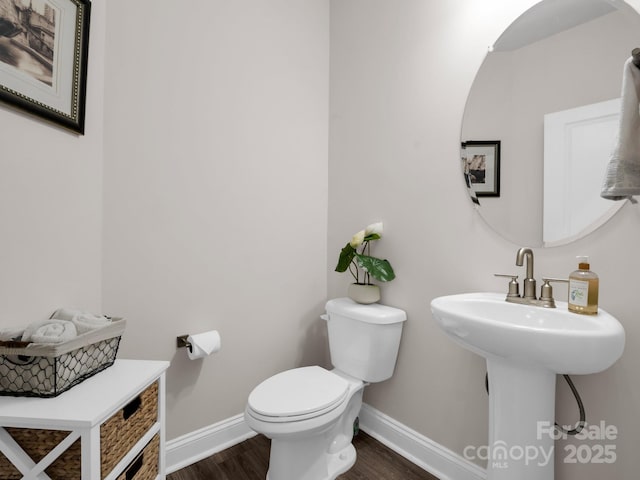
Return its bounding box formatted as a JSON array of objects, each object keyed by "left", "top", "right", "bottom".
[{"left": 431, "top": 292, "right": 625, "bottom": 480}]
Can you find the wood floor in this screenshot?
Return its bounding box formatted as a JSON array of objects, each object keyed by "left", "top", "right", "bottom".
[{"left": 167, "top": 431, "right": 439, "bottom": 480}]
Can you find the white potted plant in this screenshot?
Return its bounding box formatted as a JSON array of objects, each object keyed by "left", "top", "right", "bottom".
[{"left": 334, "top": 222, "right": 395, "bottom": 304}]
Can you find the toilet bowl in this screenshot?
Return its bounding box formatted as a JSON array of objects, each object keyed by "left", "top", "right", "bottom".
[
  {"left": 245, "top": 366, "right": 365, "bottom": 480},
  {"left": 244, "top": 298, "right": 406, "bottom": 480}
]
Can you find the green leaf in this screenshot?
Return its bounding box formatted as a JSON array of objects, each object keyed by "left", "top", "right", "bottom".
[
  {"left": 335, "top": 243, "right": 356, "bottom": 272},
  {"left": 355, "top": 254, "right": 396, "bottom": 282},
  {"left": 363, "top": 233, "right": 381, "bottom": 242}
]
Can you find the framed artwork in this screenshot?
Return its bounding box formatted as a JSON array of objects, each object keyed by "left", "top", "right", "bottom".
[
  {"left": 0, "top": 0, "right": 91, "bottom": 133},
  {"left": 461, "top": 140, "right": 501, "bottom": 197}
]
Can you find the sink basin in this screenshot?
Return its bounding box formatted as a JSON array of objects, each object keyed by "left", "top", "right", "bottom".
[
  {"left": 431, "top": 292, "right": 625, "bottom": 374},
  {"left": 431, "top": 292, "right": 625, "bottom": 480}
]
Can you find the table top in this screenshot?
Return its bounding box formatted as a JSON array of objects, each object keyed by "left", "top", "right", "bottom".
[{"left": 0, "top": 359, "right": 169, "bottom": 429}]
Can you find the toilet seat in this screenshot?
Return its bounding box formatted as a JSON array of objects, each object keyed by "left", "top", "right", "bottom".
[{"left": 247, "top": 366, "right": 349, "bottom": 423}]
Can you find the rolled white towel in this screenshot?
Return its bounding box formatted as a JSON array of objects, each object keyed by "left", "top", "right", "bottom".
[
  {"left": 21, "top": 319, "right": 77, "bottom": 344},
  {"left": 71, "top": 313, "right": 111, "bottom": 334},
  {"left": 51, "top": 308, "right": 111, "bottom": 334},
  {"left": 0, "top": 327, "right": 25, "bottom": 341},
  {"left": 50, "top": 308, "right": 81, "bottom": 321}
]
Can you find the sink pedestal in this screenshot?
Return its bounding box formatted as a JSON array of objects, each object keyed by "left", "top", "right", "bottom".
[{"left": 487, "top": 357, "right": 556, "bottom": 480}]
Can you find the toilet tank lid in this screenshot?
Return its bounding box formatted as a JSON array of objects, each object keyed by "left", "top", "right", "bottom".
[{"left": 325, "top": 298, "right": 407, "bottom": 324}]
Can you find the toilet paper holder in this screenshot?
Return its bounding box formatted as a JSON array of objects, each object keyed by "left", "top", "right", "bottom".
[
  {"left": 176, "top": 335, "right": 192, "bottom": 353},
  {"left": 177, "top": 330, "right": 221, "bottom": 359}
]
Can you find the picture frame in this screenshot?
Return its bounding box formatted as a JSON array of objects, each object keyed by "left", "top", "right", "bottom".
[
  {"left": 0, "top": 0, "right": 91, "bottom": 134},
  {"left": 461, "top": 140, "right": 501, "bottom": 197}
]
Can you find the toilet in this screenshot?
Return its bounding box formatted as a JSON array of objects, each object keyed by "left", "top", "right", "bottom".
[{"left": 244, "top": 297, "right": 407, "bottom": 480}]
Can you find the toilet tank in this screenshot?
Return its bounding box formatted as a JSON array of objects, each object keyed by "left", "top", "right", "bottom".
[{"left": 324, "top": 298, "right": 407, "bottom": 383}]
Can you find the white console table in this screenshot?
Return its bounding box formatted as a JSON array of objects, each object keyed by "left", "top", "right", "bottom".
[{"left": 0, "top": 359, "right": 169, "bottom": 479}]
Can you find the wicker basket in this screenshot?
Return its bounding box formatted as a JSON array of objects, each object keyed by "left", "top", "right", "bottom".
[
  {"left": 0, "top": 318, "right": 126, "bottom": 398},
  {"left": 116, "top": 434, "right": 159, "bottom": 480},
  {"left": 0, "top": 429, "right": 81, "bottom": 479},
  {"left": 101, "top": 381, "right": 159, "bottom": 478}
]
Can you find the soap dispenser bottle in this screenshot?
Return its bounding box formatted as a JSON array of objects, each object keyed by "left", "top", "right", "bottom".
[{"left": 568, "top": 256, "right": 599, "bottom": 315}]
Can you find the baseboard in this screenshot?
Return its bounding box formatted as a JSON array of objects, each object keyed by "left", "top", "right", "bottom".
[
  {"left": 165, "top": 404, "right": 487, "bottom": 480},
  {"left": 358, "top": 403, "right": 487, "bottom": 480},
  {"left": 165, "top": 413, "right": 257, "bottom": 474}
]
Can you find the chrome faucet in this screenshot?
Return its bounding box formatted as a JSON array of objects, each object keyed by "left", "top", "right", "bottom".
[{"left": 495, "top": 247, "right": 567, "bottom": 308}]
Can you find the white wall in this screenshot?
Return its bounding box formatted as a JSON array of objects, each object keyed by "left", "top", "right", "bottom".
[
  {"left": 329, "top": 1, "right": 640, "bottom": 479},
  {"left": 0, "top": 1, "right": 105, "bottom": 326},
  {"left": 102, "top": 0, "right": 330, "bottom": 439}
]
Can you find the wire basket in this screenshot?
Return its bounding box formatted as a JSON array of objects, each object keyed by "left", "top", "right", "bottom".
[{"left": 0, "top": 318, "right": 126, "bottom": 398}]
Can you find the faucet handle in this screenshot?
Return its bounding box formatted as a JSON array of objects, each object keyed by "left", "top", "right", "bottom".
[
  {"left": 494, "top": 274, "right": 520, "bottom": 298},
  {"left": 540, "top": 277, "right": 569, "bottom": 307}
]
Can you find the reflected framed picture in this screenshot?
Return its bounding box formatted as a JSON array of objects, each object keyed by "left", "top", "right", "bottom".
[
  {"left": 461, "top": 140, "right": 501, "bottom": 197},
  {"left": 0, "top": 0, "right": 91, "bottom": 133}
]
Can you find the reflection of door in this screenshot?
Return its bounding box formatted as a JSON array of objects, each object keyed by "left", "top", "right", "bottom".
[{"left": 543, "top": 98, "right": 624, "bottom": 247}]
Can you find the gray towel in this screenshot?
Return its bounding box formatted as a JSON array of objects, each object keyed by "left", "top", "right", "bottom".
[{"left": 601, "top": 57, "right": 640, "bottom": 200}]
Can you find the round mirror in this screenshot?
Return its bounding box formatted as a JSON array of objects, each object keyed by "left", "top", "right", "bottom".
[{"left": 461, "top": 0, "right": 640, "bottom": 247}]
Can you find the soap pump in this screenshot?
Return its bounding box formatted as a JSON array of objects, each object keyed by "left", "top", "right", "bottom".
[{"left": 568, "top": 256, "right": 599, "bottom": 315}]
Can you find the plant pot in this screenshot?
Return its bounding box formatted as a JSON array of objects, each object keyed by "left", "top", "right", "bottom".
[{"left": 348, "top": 283, "right": 380, "bottom": 304}]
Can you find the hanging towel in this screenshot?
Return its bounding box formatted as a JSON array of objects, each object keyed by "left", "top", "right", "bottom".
[
  {"left": 21, "top": 319, "right": 77, "bottom": 344},
  {"left": 601, "top": 57, "right": 640, "bottom": 200}
]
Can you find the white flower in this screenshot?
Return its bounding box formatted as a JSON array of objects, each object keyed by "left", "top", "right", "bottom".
[
  {"left": 365, "top": 222, "right": 383, "bottom": 237},
  {"left": 350, "top": 230, "right": 365, "bottom": 248}
]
